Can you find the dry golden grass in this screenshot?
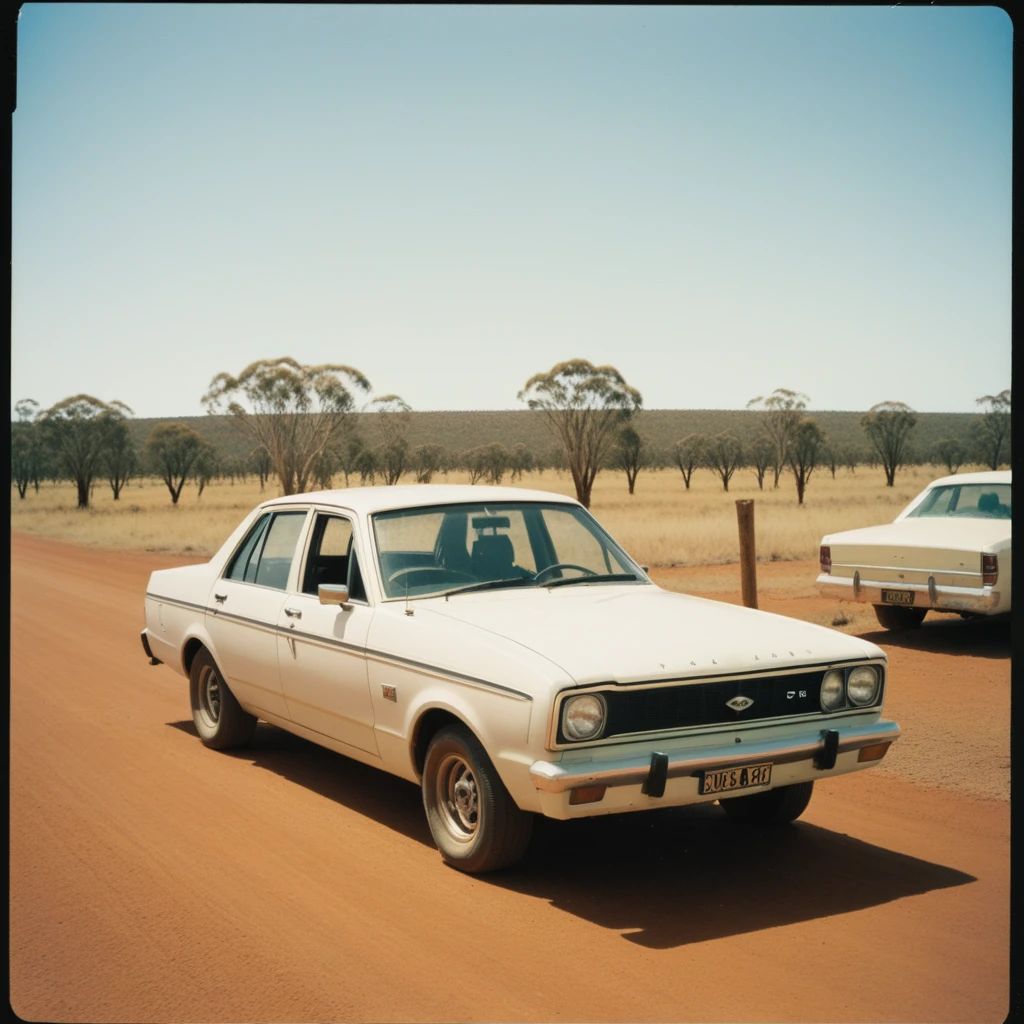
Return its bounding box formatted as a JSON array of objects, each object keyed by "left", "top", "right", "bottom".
[{"left": 9, "top": 464, "right": 977, "bottom": 567}]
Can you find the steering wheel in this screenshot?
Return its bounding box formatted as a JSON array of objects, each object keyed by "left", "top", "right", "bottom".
[
  {"left": 387, "top": 566, "right": 477, "bottom": 584},
  {"left": 534, "top": 563, "right": 598, "bottom": 584}
]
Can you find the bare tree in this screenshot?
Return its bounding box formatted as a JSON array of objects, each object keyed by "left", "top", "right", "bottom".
[
  {"left": 412, "top": 443, "right": 446, "bottom": 484},
  {"left": 519, "top": 359, "right": 641, "bottom": 508},
  {"left": 787, "top": 418, "right": 824, "bottom": 504},
  {"left": 747, "top": 389, "right": 809, "bottom": 487},
  {"left": 971, "top": 389, "right": 1011, "bottom": 470},
  {"left": 931, "top": 437, "right": 966, "bottom": 475},
  {"left": 704, "top": 432, "right": 744, "bottom": 492},
  {"left": 202, "top": 357, "right": 371, "bottom": 495},
  {"left": 144, "top": 423, "right": 208, "bottom": 504},
  {"left": 672, "top": 433, "right": 709, "bottom": 489},
  {"left": 861, "top": 401, "right": 917, "bottom": 487},
  {"left": 612, "top": 425, "right": 646, "bottom": 495},
  {"left": 38, "top": 395, "right": 133, "bottom": 508},
  {"left": 748, "top": 434, "right": 774, "bottom": 490}
]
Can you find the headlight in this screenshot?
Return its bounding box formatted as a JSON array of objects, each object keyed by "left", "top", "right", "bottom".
[
  {"left": 820, "top": 669, "right": 846, "bottom": 712},
  {"left": 847, "top": 665, "right": 880, "bottom": 706},
  {"left": 562, "top": 694, "right": 607, "bottom": 741}
]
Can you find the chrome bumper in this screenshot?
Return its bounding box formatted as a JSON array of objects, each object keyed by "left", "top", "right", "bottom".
[
  {"left": 816, "top": 573, "right": 1002, "bottom": 613},
  {"left": 529, "top": 720, "right": 901, "bottom": 795}
]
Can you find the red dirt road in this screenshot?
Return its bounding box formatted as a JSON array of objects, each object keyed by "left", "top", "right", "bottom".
[{"left": 9, "top": 534, "right": 1011, "bottom": 1022}]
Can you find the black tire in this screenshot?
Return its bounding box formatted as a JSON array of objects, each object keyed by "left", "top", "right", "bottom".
[
  {"left": 719, "top": 781, "right": 814, "bottom": 825},
  {"left": 873, "top": 604, "right": 927, "bottom": 630},
  {"left": 189, "top": 648, "right": 257, "bottom": 750},
  {"left": 422, "top": 724, "right": 534, "bottom": 873}
]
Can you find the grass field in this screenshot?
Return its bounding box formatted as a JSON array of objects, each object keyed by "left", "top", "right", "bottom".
[{"left": 9, "top": 463, "right": 969, "bottom": 567}]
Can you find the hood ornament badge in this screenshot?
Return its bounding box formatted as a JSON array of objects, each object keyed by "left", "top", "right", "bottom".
[{"left": 726, "top": 696, "right": 754, "bottom": 712}]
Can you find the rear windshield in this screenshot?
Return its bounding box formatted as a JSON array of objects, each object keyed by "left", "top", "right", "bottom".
[{"left": 906, "top": 483, "right": 1012, "bottom": 520}]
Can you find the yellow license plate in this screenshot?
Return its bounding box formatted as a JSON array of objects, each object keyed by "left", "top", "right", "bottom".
[{"left": 700, "top": 762, "right": 773, "bottom": 795}]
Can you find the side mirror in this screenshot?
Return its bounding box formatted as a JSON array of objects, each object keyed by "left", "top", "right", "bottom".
[{"left": 318, "top": 584, "right": 350, "bottom": 606}]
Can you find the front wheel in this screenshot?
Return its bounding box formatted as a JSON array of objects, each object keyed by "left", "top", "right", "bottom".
[
  {"left": 422, "top": 725, "right": 533, "bottom": 873},
  {"left": 873, "top": 604, "right": 927, "bottom": 630},
  {"left": 189, "top": 649, "right": 257, "bottom": 750},
  {"left": 719, "top": 781, "right": 814, "bottom": 825}
]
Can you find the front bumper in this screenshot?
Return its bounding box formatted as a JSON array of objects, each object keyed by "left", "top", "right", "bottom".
[
  {"left": 529, "top": 719, "right": 901, "bottom": 795},
  {"left": 816, "top": 573, "right": 1002, "bottom": 614}
]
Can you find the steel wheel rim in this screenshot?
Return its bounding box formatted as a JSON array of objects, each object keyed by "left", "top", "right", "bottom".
[
  {"left": 435, "top": 753, "right": 479, "bottom": 841},
  {"left": 198, "top": 664, "right": 222, "bottom": 726}
]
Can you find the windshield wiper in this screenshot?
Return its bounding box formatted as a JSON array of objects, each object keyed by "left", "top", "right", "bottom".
[
  {"left": 442, "top": 577, "right": 540, "bottom": 598},
  {"left": 544, "top": 573, "right": 639, "bottom": 588}
]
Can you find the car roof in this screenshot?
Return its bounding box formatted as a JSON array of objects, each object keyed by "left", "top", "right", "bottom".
[
  {"left": 258, "top": 483, "right": 583, "bottom": 516},
  {"left": 923, "top": 470, "right": 1011, "bottom": 488}
]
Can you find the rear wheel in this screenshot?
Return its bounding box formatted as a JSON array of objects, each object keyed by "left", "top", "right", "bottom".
[
  {"left": 873, "top": 604, "right": 927, "bottom": 630},
  {"left": 719, "top": 781, "right": 814, "bottom": 825},
  {"left": 189, "top": 649, "right": 257, "bottom": 750},
  {"left": 422, "top": 724, "right": 533, "bottom": 873}
]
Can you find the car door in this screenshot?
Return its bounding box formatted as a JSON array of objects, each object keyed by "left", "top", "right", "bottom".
[
  {"left": 276, "top": 510, "right": 379, "bottom": 757},
  {"left": 205, "top": 508, "right": 309, "bottom": 720}
]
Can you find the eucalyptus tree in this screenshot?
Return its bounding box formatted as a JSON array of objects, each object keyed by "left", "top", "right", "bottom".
[
  {"left": 748, "top": 434, "right": 774, "bottom": 490},
  {"left": 144, "top": 423, "right": 208, "bottom": 504},
  {"left": 971, "top": 389, "right": 1011, "bottom": 470},
  {"left": 412, "top": 443, "right": 446, "bottom": 484},
  {"left": 509, "top": 443, "right": 535, "bottom": 481},
  {"left": 612, "top": 425, "right": 647, "bottom": 495},
  {"left": 746, "top": 389, "right": 809, "bottom": 487},
  {"left": 672, "top": 433, "right": 709, "bottom": 490},
  {"left": 193, "top": 442, "right": 220, "bottom": 497},
  {"left": 519, "top": 359, "right": 642, "bottom": 508},
  {"left": 369, "top": 395, "right": 412, "bottom": 485},
  {"left": 861, "top": 401, "right": 918, "bottom": 487},
  {"left": 11, "top": 399, "right": 40, "bottom": 498},
  {"left": 787, "top": 419, "right": 825, "bottom": 505},
  {"left": 37, "top": 395, "right": 133, "bottom": 508},
  {"left": 202, "top": 357, "right": 371, "bottom": 495},
  {"left": 249, "top": 445, "right": 273, "bottom": 491},
  {"left": 931, "top": 437, "right": 966, "bottom": 475},
  {"left": 103, "top": 418, "right": 137, "bottom": 500},
  {"left": 704, "top": 432, "right": 745, "bottom": 493}
]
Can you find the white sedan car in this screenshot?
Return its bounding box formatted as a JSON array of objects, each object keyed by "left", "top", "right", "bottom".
[
  {"left": 818, "top": 470, "right": 1011, "bottom": 630},
  {"left": 142, "top": 485, "right": 900, "bottom": 873}
]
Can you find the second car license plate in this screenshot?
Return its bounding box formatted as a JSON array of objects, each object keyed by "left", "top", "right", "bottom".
[
  {"left": 700, "top": 762, "right": 772, "bottom": 796},
  {"left": 881, "top": 588, "right": 915, "bottom": 606}
]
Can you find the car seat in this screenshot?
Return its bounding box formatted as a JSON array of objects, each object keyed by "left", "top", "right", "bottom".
[{"left": 470, "top": 516, "right": 515, "bottom": 580}]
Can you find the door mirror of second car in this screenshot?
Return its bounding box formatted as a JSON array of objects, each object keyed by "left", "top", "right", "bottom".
[{"left": 318, "top": 584, "right": 350, "bottom": 607}]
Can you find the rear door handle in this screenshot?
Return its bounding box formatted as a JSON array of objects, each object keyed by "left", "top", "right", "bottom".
[{"left": 284, "top": 607, "right": 302, "bottom": 619}]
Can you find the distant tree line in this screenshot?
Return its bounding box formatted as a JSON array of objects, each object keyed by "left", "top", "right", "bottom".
[{"left": 12, "top": 363, "right": 1010, "bottom": 509}]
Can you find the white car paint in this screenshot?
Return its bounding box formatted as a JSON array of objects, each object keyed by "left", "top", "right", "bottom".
[
  {"left": 818, "top": 471, "right": 1012, "bottom": 616},
  {"left": 142, "top": 484, "right": 900, "bottom": 852}
]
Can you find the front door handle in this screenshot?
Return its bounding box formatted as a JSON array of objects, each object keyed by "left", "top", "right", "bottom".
[
  {"left": 214, "top": 593, "right": 227, "bottom": 604},
  {"left": 284, "top": 607, "right": 302, "bottom": 619}
]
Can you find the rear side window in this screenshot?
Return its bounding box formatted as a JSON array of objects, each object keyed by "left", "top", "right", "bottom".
[
  {"left": 225, "top": 511, "right": 308, "bottom": 589},
  {"left": 254, "top": 513, "right": 308, "bottom": 590},
  {"left": 225, "top": 514, "right": 271, "bottom": 582}
]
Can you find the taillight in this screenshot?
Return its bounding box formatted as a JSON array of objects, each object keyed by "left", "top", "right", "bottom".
[
  {"left": 820, "top": 545, "right": 832, "bottom": 574},
  {"left": 982, "top": 554, "right": 998, "bottom": 586}
]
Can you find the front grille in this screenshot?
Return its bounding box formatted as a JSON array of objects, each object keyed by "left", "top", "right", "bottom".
[{"left": 589, "top": 670, "right": 827, "bottom": 742}]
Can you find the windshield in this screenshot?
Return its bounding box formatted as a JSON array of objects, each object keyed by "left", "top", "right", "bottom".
[
  {"left": 906, "top": 483, "right": 1012, "bottom": 520},
  {"left": 372, "top": 501, "right": 645, "bottom": 599}
]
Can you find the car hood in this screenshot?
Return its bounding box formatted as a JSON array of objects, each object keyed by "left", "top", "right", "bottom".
[
  {"left": 824, "top": 517, "right": 1011, "bottom": 549},
  {"left": 418, "top": 583, "right": 882, "bottom": 687}
]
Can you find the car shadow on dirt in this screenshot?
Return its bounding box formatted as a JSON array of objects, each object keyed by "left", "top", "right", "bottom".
[
  {"left": 169, "top": 718, "right": 973, "bottom": 950},
  {"left": 488, "top": 805, "right": 976, "bottom": 949},
  {"left": 859, "top": 614, "right": 1010, "bottom": 659},
  {"left": 167, "top": 719, "right": 435, "bottom": 847}
]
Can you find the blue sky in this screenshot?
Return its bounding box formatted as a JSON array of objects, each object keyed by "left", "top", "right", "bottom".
[{"left": 11, "top": 4, "right": 1012, "bottom": 418}]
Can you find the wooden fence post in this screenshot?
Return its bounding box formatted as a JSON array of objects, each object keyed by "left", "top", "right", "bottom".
[{"left": 736, "top": 499, "right": 758, "bottom": 609}]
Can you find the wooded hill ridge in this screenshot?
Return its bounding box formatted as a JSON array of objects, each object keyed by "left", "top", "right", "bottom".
[{"left": 122, "top": 408, "right": 976, "bottom": 462}]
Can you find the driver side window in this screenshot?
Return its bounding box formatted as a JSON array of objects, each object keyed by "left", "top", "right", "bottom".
[{"left": 302, "top": 513, "right": 368, "bottom": 601}]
